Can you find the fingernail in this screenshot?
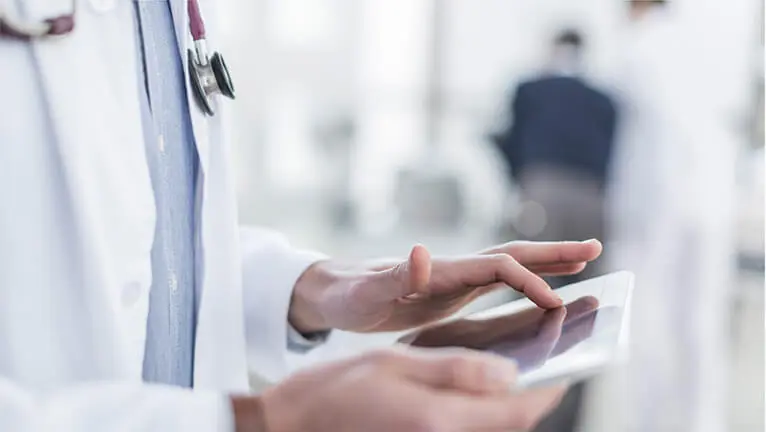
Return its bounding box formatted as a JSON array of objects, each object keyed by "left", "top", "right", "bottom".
[
  {"left": 552, "top": 293, "right": 564, "bottom": 306},
  {"left": 582, "top": 238, "right": 598, "bottom": 243}
]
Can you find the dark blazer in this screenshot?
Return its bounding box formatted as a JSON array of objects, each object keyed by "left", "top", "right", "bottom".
[{"left": 493, "top": 75, "right": 618, "bottom": 186}]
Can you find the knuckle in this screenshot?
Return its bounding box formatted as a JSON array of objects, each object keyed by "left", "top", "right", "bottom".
[
  {"left": 389, "top": 262, "right": 408, "bottom": 284},
  {"left": 514, "top": 409, "right": 539, "bottom": 431},
  {"left": 406, "top": 405, "right": 446, "bottom": 432},
  {"left": 444, "top": 356, "right": 476, "bottom": 388},
  {"left": 491, "top": 253, "right": 515, "bottom": 267},
  {"left": 362, "top": 349, "right": 399, "bottom": 367}
]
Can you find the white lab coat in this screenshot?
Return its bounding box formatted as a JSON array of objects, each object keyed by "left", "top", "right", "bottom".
[
  {"left": 0, "top": 0, "right": 324, "bottom": 430},
  {"left": 605, "top": 8, "right": 737, "bottom": 432}
]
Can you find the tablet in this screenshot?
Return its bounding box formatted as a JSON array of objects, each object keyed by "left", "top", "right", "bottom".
[{"left": 397, "top": 271, "right": 634, "bottom": 388}]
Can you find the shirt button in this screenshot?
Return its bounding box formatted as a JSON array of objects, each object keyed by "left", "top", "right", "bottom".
[
  {"left": 121, "top": 282, "right": 143, "bottom": 308},
  {"left": 168, "top": 272, "right": 178, "bottom": 293}
]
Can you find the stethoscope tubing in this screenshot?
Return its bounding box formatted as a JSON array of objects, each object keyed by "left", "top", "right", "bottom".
[
  {"left": 1, "top": 0, "right": 232, "bottom": 117},
  {"left": 0, "top": 0, "right": 206, "bottom": 41},
  {"left": 0, "top": 0, "right": 76, "bottom": 40}
]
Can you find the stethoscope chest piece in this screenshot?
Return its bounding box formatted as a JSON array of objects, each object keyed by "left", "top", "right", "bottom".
[{"left": 188, "top": 48, "right": 235, "bottom": 116}]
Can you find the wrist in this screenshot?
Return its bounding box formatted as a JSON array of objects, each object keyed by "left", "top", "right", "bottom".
[
  {"left": 230, "top": 396, "right": 268, "bottom": 432},
  {"left": 288, "top": 261, "right": 336, "bottom": 334}
]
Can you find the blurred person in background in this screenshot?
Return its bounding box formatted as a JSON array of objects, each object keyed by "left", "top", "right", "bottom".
[
  {"left": 0, "top": 0, "right": 607, "bottom": 430},
  {"left": 490, "top": 28, "right": 618, "bottom": 432},
  {"left": 492, "top": 29, "right": 618, "bottom": 289},
  {"left": 606, "top": 1, "right": 738, "bottom": 431}
]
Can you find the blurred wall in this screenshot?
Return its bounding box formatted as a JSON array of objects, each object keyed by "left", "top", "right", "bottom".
[{"left": 217, "top": 0, "right": 762, "bottom": 255}]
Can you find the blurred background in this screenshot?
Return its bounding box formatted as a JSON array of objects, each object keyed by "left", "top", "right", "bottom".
[{"left": 218, "top": 0, "right": 764, "bottom": 430}]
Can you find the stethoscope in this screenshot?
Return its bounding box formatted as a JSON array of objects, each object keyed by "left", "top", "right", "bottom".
[{"left": 0, "top": 0, "right": 235, "bottom": 117}]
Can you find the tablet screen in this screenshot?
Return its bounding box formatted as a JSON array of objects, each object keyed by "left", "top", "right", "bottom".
[{"left": 397, "top": 272, "right": 632, "bottom": 385}]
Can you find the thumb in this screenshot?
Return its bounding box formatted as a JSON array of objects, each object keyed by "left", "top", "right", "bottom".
[
  {"left": 393, "top": 347, "right": 518, "bottom": 395},
  {"left": 369, "top": 244, "right": 432, "bottom": 300},
  {"left": 404, "top": 245, "right": 432, "bottom": 296}
]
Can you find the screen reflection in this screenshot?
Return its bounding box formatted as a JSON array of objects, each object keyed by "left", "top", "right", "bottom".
[{"left": 401, "top": 296, "right": 621, "bottom": 373}]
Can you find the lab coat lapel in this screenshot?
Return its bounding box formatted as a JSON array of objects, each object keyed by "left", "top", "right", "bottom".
[
  {"left": 170, "top": 0, "right": 249, "bottom": 392},
  {"left": 170, "top": 0, "right": 211, "bottom": 175}
]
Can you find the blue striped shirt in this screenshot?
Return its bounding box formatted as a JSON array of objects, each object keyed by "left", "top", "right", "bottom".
[{"left": 133, "top": 0, "right": 198, "bottom": 388}]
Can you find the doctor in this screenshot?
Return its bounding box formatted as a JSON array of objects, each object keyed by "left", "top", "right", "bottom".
[
  {"left": 606, "top": 1, "right": 738, "bottom": 431},
  {"left": 0, "top": 0, "right": 603, "bottom": 430}
]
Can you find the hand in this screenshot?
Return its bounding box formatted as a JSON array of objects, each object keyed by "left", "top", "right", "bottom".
[
  {"left": 290, "top": 240, "right": 602, "bottom": 333},
  {"left": 249, "top": 348, "right": 566, "bottom": 432}
]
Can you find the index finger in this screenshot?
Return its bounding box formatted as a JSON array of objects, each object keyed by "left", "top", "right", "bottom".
[
  {"left": 489, "top": 255, "right": 563, "bottom": 308},
  {"left": 484, "top": 240, "right": 603, "bottom": 266},
  {"left": 428, "top": 255, "right": 561, "bottom": 308}
]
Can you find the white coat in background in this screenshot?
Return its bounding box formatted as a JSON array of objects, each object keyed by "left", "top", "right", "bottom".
[
  {"left": 605, "top": 7, "right": 738, "bottom": 432},
  {"left": 0, "top": 0, "right": 327, "bottom": 430}
]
